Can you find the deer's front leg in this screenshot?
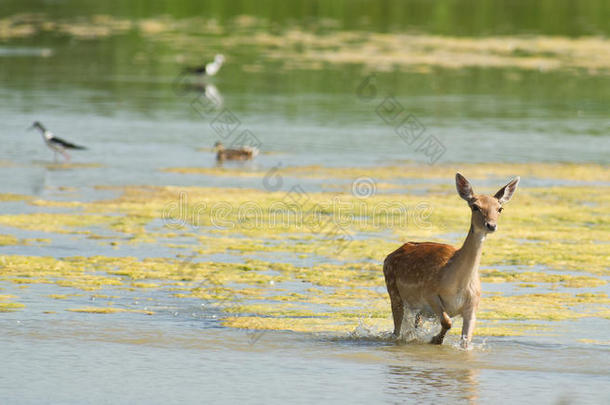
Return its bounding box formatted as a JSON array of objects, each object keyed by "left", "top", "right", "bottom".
[
  {"left": 430, "top": 295, "right": 451, "bottom": 345},
  {"left": 460, "top": 307, "right": 477, "bottom": 349}
]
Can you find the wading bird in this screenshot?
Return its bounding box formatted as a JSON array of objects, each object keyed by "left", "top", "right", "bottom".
[
  {"left": 383, "top": 173, "right": 519, "bottom": 349},
  {"left": 30, "top": 121, "right": 86, "bottom": 162},
  {"left": 214, "top": 141, "right": 258, "bottom": 162},
  {"left": 184, "top": 54, "right": 225, "bottom": 76}
]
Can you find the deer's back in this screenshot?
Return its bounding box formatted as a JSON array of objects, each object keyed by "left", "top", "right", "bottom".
[{"left": 384, "top": 242, "right": 456, "bottom": 285}]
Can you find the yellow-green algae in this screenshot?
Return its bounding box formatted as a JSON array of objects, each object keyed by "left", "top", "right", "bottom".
[
  {"left": 0, "top": 294, "right": 24, "bottom": 312},
  {"left": 221, "top": 316, "right": 553, "bottom": 337},
  {"left": 0, "top": 302, "right": 25, "bottom": 312},
  {"left": 1, "top": 163, "right": 608, "bottom": 337},
  {"left": 481, "top": 270, "right": 606, "bottom": 288},
  {"left": 0, "top": 255, "right": 288, "bottom": 292},
  {"left": 4, "top": 174, "right": 606, "bottom": 274},
  {"left": 0, "top": 234, "right": 50, "bottom": 246},
  {"left": 1, "top": 252, "right": 607, "bottom": 335},
  {"left": 3, "top": 14, "right": 608, "bottom": 73},
  {"left": 1, "top": 188, "right": 608, "bottom": 276},
  {"left": 0, "top": 193, "right": 32, "bottom": 202},
  {"left": 0, "top": 235, "right": 19, "bottom": 246},
  {"left": 66, "top": 307, "right": 154, "bottom": 315},
  {"left": 0, "top": 193, "right": 610, "bottom": 274},
  {"left": 48, "top": 293, "right": 82, "bottom": 300},
  {"left": 148, "top": 17, "right": 610, "bottom": 74},
  {"left": 578, "top": 339, "right": 610, "bottom": 345},
  {"left": 480, "top": 293, "right": 610, "bottom": 321},
  {"left": 0, "top": 213, "right": 112, "bottom": 234},
  {"left": 217, "top": 287, "right": 609, "bottom": 326},
  {"left": 0, "top": 177, "right": 608, "bottom": 278},
  {"left": 163, "top": 162, "right": 610, "bottom": 182},
  {"left": 1, "top": 255, "right": 126, "bottom": 291},
  {"left": 43, "top": 162, "right": 104, "bottom": 170},
  {"left": 227, "top": 29, "right": 610, "bottom": 73}
]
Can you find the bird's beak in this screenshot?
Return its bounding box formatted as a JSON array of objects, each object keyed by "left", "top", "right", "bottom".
[{"left": 27, "top": 124, "right": 35, "bottom": 131}]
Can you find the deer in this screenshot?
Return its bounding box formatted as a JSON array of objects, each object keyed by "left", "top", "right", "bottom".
[{"left": 383, "top": 173, "right": 519, "bottom": 348}]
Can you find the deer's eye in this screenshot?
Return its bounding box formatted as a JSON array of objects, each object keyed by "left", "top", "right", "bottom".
[
  {"left": 498, "top": 207, "right": 504, "bottom": 213},
  {"left": 471, "top": 205, "right": 480, "bottom": 212}
]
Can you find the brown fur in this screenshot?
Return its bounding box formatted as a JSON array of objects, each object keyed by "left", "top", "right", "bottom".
[{"left": 384, "top": 242, "right": 456, "bottom": 285}]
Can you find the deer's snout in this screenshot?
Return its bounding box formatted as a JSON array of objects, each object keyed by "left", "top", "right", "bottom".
[{"left": 485, "top": 222, "right": 497, "bottom": 232}]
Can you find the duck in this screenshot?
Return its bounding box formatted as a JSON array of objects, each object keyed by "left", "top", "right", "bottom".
[
  {"left": 184, "top": 54, "right": 225, "bottom": 76},
  {"left": 214, "top": 141, "right": 258, "bottom": 162},
  {"left": 29, "top": 121, "right": 86, "bottom": 162}
]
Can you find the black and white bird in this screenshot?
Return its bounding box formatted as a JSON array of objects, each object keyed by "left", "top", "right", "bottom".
[
  {"left": 29, "top": 121, "right": 86, "bottom": 162},
  {"left": 184, "top": 54, "right": 225, "bottom": 76}
]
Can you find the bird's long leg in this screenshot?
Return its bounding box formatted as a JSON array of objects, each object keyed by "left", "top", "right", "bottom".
[
  {"left": 54, "top": 151, "right": 58, "bottom": 163},
  {"left": 61, "top": 150, "right": 71, "bottom": 162}
]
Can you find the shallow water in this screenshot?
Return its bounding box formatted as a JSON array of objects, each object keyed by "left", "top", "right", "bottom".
[
  {"left": 1, "top": 2, "right": 609, "bottom": 404},
  {"left": 2, "top": 275, "right": 610, "bottom": 405},
  {"left": 2, "top": 302, "right": 609, "bottom": 404}
]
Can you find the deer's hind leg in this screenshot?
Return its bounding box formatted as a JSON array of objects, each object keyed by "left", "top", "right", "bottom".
[
  {"left": 390, "top": 294, "right": 404, "bottom": 337},
  {"left": 384, "top": 271, "right": 404, "bottom": 337}
]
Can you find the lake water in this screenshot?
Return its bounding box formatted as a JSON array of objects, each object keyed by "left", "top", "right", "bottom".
[{"left": 1, "top": 1, "right": 609, "bottom": 404}]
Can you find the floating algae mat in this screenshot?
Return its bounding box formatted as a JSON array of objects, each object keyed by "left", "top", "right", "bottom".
[
  {"left": 3, "top": 13, "right": 609, "bottom": 74},
  {"left": 0, "top": 293, "right": 24, "bottom": 312},
  {"left": 0, "top": 163, "right": 608, "bottom": 338},
  {"left": 2, "top": 13, "right": 610, "bottom": 76},
  {"left": 163, "top": 162, "right": 610, "bottom": 183}
]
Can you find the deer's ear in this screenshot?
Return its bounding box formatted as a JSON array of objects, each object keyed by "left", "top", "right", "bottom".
[
  {"left": 495, "top": 177, "right": 520, "bottom": 204},
  {"left": 455, "top": 173, "right": 474, "bottom": 202}
]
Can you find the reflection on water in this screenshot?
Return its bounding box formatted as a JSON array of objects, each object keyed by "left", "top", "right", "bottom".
[{"left": 386, "top": 364, "right": 479, "bottom": 404}]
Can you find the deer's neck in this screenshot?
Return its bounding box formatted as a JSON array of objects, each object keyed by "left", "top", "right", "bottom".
[{"left": 453, "top": 225, "right": 486, "bottom": 283}]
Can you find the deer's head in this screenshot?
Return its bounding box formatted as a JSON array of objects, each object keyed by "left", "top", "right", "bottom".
[{"left": 456, "top": 173, "right": 519, "bottom": 234}]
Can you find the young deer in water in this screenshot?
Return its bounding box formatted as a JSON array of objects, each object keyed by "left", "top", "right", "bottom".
[{"left": 383, "top": 173, "right": 519, "bottom": 348}]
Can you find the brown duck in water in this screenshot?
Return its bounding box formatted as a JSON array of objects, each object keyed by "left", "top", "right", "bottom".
[{"left": 214, "top": 141, "right": 258, "bottom": 162}]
